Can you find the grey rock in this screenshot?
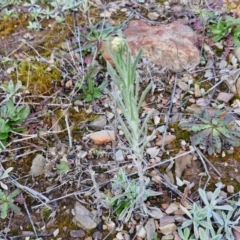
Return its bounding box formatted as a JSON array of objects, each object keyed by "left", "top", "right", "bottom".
[
  {"left": 90, "top": 115, "right": 107, "bottom": 128},
  {"left": 145, "top": 218, "right": 156, "bottom": 240},
  {"left": 70, "top": 230, "right": 85, "bottom": 238},
  {"left": 177, "top": 81, "right": 189, "bottom": 91},
  {"left": 73, "top": 202, "right": 99, "bottom": 230},
  {"left": 30, "top": 154, "right": 46, "bottom": 177},
  {"left": 115, "top": 149, "right": 124, "bottom": 161},
  {"left": 156, "top": 125, "right": 166, "bottom": 133}
]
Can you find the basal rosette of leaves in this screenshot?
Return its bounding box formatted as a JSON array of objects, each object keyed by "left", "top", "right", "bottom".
[
  {"left": 208, "top": 16, "right": 240, "bottom": 46},
  {"left": 0, "top": 99, "right": 30, "bottom": 148},
  {"left": 179, "top": 110, "right": 240, "bottom": 155},
  {"left": 0, "top": 80, "right": 30, "bottom": 149},
  {"left": 179, "top": 183, "right": 240, "bottom": 240},
  {"left": 104, "top": 169, "right": 161, "bottom": 222}
]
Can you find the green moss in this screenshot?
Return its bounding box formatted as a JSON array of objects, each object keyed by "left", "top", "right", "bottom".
[
  {"left": 156, "top": 0, "right": 166, "bottom": 4},
  {"left": 53, "top": 107, "right": 97, "bottom": 140},
  {"left": 3, "top": 153, "right": 39, "bottom": 177},
  {"left": 213, "top": 46, "right": 224, "bottom": 57},
  {"left": 198, "top": 80, "right": 212, "bottom": 91},
  {"left": 169, "top": 122, "right": 191, "bottom": 142},
  {"left": 11, "top": 60, "right": 61, "bottom": 95},
  {"left": 110, "top": 9, "right": 127, "bottom": 24},
  {"left": 0, "top": 14, "right": 28, "bottom": 38},
  {"left": 42, "top": 208, "right": 52, "bottom": 219}
]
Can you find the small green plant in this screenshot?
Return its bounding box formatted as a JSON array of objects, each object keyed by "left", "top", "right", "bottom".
[
  {"left": 0, "top": 0, "right": 22, "bottom": 8},
  {"left": 0, "top": 100, "right": 30, "bottom": 145},
  {"left": 1, "top": 100, "right": 29, "bottom": 125},
  {"left": 23, "top": 0, "right": 41, "bottom": 12},
  {"left": 104, "top": 168, "right": 161, "bottom": 222},
  {"left": 0, "top": 188, "right": 21, "bottom": 219},
  {"left": 0, "top": 80, "right": 23, "bottom": 101},
  {"left": 49, "top": 0, "right": 82, "bottom": 12},
  {"left": 56, "top": 160, "right": 70, "bottom": 174},
  {"left": 41, "top": 6, "right": 55, "bottom": 19},
  {"left": 208, "top": 16, "right": 240, "bottom": 46},
  {"left": 27, "top": 21, "right": 42, "bottom": 31},
  {"left": 179, "top": 110, "right": 240, "bottom": 155},
  {"left": 83, "top": 23, "right": 118, "bottom": 43},
  {"left": 178, "top": 228, "right": 196, "bottom": 240},
  {"left": 179, "top": 184, "right": 240, "bottom": 240},
  {"left": 180, "top": 203, "right": 214, "bottom": 239},
  {"left": 0, "top": 81, "right": 30, "bottom": 148},
  {"left": 0, "top": 167, "right": 21, "bottom": 219},
  {"left": 55, "top": 15, "right": 65, "bottom": 23},
  {"left": 1, "top": 9, "right": 19, "bottom": 20},
  {"left": 0, "top": 167, "right": 13, "bottom": 190},
  {"left": 198, "top": 183, "right": 234, "bottom": 223},
  {"left": 106, "top": 38, "right": 158, "bottom": 219},
  {"left": 30, "top": 10, "right": 41, "bottom": 21},
  {"left": 152, "top": 232, "right": 158, "bottom": 240},
  {"left": 107, "top": 38, "right": 156, "bottom": 157},
  {"left": 76, "top": 67, "right": 107, "bottom": 103}
]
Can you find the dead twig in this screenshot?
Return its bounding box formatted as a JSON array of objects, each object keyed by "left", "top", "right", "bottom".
[{"left": 161, "top": 74, "right": 177, "bottom": 151}]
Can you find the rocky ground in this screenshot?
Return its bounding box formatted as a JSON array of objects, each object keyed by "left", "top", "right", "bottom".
[{"left": 1, "top": 0, "right": 240, "bottom": 239}]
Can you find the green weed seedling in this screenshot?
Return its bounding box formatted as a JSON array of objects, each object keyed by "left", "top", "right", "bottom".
[
  {"left": 1, "top": 9, "right": 19, "bottom": 20},
  {"left": 0, "top": 101, "right": 30, "bottom": 148},
  {"left": 180, "top": 203, "right": 214, "bottom": 239},
  {"left": 0, "top": 167, "right": 21, "bottom": 219},
  {"left": 208, "top": 16, "right": 240, "bottom": 46},
  {"left": 83, "top": 23, "right": 118, "bottom": 43},
  {"left": 49, "top": 0, "right": 82, "bottom": 12},
  {"left": 0, "top": 80, "right": 30, "bottom": 148},
  {"left": 76, "top": 67, "right": 107, "bottom": 103},
  {"left": 104, "top": 169, "right": 161, "bottom": 222},
  {"left": 0, "top": 0, "right": 22, "bottom": 8},
  {"left": 198, "top": 183, "right": 234, "bottom": 223},
  {"left": 27, "top": 21, "right": 42, "bottom": 31},
  {"left": 105, "top": 38, "right": 160, "bottom": 221},
  {"left": 178, "top": 228, "right": 197, "bottom": 240},
  {"left": 0, "top": 167, "right": 13, "bottom": 190},
  {"left": 107, "top": 38, "right": 156, "bottom": 157},
  {"left": 0, "top": 188, "right": 21, "bottom": 219},
  {"left": 80, "top": 79, "right": 107, "bottom": 103},
  {"left": 179, "top": 110, "right": 240, "bottom": 155},
  {"left": 56, "top": 160, "right": 70, "bottom": 174},
  {"left": 41, "top": 6, "right": 55, "bottom": 19},
  {"left": 0, "top": 80, "right": 23, "bottom": 101},
  {"left": 179, "top": 184, "right": 240, "bottom": 240}
]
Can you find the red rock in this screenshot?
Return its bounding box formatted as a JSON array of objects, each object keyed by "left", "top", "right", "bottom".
[
  {"left": 161, "top": 203, "right": 169, "bottom": 210},
  {"left": 233, "top": 229, "right": 240, "bottom": 240},
  {"left": 102, "top": 20, "right": 200, "bottom": 72},
  {"left": 87, "top": 130, "right": 115, "bottom": 144},
  {"left": 156, "top": 135, "right": 176, "bottom": 146},
  {"left": 175, "top": 150, "right": 193, "bottom": 178}
]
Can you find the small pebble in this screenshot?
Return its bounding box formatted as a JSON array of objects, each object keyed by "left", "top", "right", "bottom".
[
  {"left": 70, "top": 230, "right": 85, "bottom": 238},
  {"left": 188, "top": 98, "right": 195, "bottom": 103},
  {"left": 227, "top": 185, "right": 234, "bottom": 193}
]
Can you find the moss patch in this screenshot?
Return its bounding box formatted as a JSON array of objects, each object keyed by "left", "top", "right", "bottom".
[
  {"left": 11, "top": 60, "right": 61, "bottom": 95},
  {"left": 0, "top": 14, "right": 28, "bottom": 38}
]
